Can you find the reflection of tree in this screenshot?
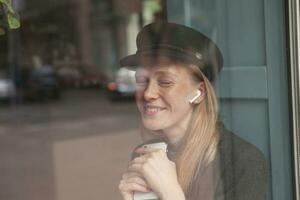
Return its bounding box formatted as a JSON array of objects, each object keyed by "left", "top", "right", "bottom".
[
  {"left": 1, "top": 0, "right": 167, "bottom": 77},
  {"left": 19, "top": 1, "right": 79, "bottom": 67},
  {"left": 75, "top": 0, "right": 93, "bottom": 69},
  {"left": 0, "top": 0, "right": 20, "bottom": 35}
]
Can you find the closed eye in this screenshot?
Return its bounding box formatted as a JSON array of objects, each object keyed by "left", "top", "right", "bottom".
[{"left": 158, "top": 80, "right": 174, "bottom": 87}]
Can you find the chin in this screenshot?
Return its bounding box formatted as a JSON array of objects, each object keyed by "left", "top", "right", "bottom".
[{"left": 142, "top": 119, "right": 165, "bottom": 131}]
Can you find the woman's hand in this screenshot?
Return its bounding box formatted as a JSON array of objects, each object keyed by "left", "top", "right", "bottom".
[
  {"left": 118, "top": 171, "right": 151, "bottom": 200},
  {"left": 128, "top": 147, "right": 185, "bottom": 200}
]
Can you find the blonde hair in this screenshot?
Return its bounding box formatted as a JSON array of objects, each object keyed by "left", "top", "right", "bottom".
[
  {"left": 139, "top": 63, "right": 220, "bottom": 193},
  {"left": 175, "top": 64, "right": 220, "bottom": 193}
]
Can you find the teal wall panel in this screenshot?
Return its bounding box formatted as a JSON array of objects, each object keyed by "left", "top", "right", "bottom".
[
  {"left": 219, "top": 100, "right": 269, "bottom": 156},
  {"left": 167, "top": 0, "right": 292, "bottom": 199},
  {"left": 215, "top": 66, "right": 268, "bottom": 99}
]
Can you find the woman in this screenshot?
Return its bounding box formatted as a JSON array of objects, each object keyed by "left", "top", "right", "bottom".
[{"left": 118, "top": 22, "right": 267, "bottom": 200}]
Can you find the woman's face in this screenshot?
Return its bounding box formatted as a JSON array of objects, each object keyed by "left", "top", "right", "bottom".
[{"left": 135, "top": 58, "right": 203, "bottom": 138}]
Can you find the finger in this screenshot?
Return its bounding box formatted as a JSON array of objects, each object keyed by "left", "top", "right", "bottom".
[
  {"left": 122, "top": 172, "right": 150, "bottom": 189},
  {"left": 119, "top": 180, "right": 151, "bottom": 193},
  {"left": 122, "top": 172, "right": 143, "bottom": 179},
  {"left": 131, "top": 156, "right": 148, "bottom": 164},
  {"left": 136, "top": 148, "right": 167, "bottom": 159},
  {"left": 126, "top": 176, "right": 148, "bottom": 187},
  {"left": 128, "top": 163, "right": 143, "bottom": 173},
  {"left": 135, "top": 147, "right": 162, "bottom": 154}
]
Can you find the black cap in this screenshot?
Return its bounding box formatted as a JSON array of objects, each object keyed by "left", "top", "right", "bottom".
[{"left": 120, "top": 22, "right": 223, "bottom": 82}]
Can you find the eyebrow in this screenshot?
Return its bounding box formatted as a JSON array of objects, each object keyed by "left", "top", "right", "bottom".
[
  {"left": 154, "top": 70, "right": 178, "bottom": 78},
  {"left": 135, "top": 68, "right": 179, "bottom": 79}
]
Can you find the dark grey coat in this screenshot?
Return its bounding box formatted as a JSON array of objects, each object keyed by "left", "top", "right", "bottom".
[{"left": 131, "top": 123, "right": 267, "bottom": 200}]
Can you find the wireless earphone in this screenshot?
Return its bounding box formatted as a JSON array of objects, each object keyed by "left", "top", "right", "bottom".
[{"left": 189, "top": 90, "right": 202, "bottom": 103}]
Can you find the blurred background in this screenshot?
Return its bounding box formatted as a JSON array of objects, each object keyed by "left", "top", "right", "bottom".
[
  {"left": 0, "top": 0, "right": 297, "bottom": 200},
  {"left": 0, "top": 0, "right": 166, "bottom": 199}
]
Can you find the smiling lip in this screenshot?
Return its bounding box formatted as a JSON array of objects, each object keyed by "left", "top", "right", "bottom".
[{"left": 143, "top": 105, "right": 166, "bottom": 116}]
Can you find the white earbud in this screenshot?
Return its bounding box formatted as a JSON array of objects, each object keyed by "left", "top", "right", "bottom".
[{"left": 189, "top": 90, "right": 202, "bottom": 103}]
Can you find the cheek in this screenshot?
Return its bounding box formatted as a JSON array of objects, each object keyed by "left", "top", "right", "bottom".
[
  {"left": 174, "top": 97, "right": 191, "bottom": 111},
  {"left": 135, "top": 90, "right": 144, "bottom": 108},
  {"left": 164, "top": 87, "right": 192, "bottom": 104},
  {"left": 135, "top": 89, "right": 145, "bottom": 100},
  {"left": 162, "top": 93, "right": 191, "bottom": 112},
  {"left": 165, "top": 89, "right": 196, "bottom": 114}
]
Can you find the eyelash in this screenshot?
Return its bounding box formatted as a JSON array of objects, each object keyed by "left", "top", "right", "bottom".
[
  {"left": 158, "top": 80, "right": 173, "bottom": 87},
  {"left": 135, "top": 77, "right": 174, "bottom": 88}
]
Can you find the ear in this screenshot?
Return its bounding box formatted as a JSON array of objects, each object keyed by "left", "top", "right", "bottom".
[{"left": 194, "top": 82, "right": 206, "bottom": 104}]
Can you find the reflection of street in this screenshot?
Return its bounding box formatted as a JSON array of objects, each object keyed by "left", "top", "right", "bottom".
[{"left": 0, "top": 90, "right": 142, "bottom": 200}]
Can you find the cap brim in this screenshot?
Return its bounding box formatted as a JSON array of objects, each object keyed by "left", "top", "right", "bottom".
[{"left": 120, "top": 50, "right": 203, "bottom": 68}]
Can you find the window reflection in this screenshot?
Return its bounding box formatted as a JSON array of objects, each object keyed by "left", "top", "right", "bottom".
[{"left": 0, "top": 0, "right": 294, "bottom": 200}]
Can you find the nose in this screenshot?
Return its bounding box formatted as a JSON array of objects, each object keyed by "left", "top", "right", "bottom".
[{"left": 143, "top": 80, "right": 159, "bottom": 101}]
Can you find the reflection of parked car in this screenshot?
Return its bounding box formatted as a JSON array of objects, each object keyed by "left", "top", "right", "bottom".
[
  {"left": 0, "top": 71, "right": 16, "bottom": 101},
  {"left": 19, "top": 66, "right": 61, "bottom": 101},
  {"left": 57, "top": 67, "right": 81, "bottom": 88},
  {"left": 106, "top": 67, "right": 136, "bottom": 100},
  {"left": 78, "top": 74, "right": 102, "bottom": 89}
]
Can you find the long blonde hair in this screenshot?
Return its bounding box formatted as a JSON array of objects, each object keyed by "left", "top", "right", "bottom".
[
  {"left": 175, "top": 64, "right": 220, "bottom": 193},
  {"left": 139, "top": 63, "right": 220, "bottom": 193}
]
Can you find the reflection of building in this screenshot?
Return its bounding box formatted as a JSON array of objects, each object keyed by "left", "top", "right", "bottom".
[
  {"left": 1, "top": 0, "right": 166, "bottom": 78},
  {"left": 89, "top": 0, "right": 142, "bottom": 78}
]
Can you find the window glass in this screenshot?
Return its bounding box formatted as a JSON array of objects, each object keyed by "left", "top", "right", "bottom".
[{"left": 0, "top": 0, "right": 293, "bottom": 200}]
